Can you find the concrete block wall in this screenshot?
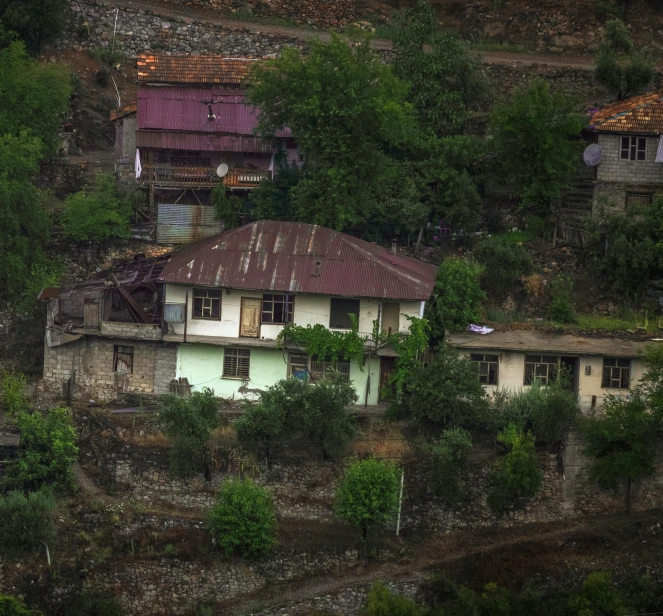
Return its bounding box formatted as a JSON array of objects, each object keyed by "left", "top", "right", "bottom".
[
  {"left": 596, "top": 135, "right": 663, "bottom": 183},
  {"left": 154, "top": 345, "right": 178, "bottom": 394},
  {"left": 100, "top": 321, "right": 163, "bottom": 341}
]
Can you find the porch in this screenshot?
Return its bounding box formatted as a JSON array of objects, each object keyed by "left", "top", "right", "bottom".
[{"left": 141, "top": 164, "right": 271, "bottom": 189}]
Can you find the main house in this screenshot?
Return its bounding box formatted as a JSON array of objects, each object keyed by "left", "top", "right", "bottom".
[
  {"left": 587, "top": 92, "right": 663, "bottom": 212},
  {"left": 40, "top": 221, "right": 438, "bottom": 406}
]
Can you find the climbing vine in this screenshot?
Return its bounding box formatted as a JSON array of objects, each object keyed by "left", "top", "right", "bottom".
[{"left": 391, "top": 316, "right": 430, "bottom": 394}]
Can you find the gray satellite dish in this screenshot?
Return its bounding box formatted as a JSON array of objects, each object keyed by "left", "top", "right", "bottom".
[
  {"left": 583, "top": 143, "right": 603, "bottom": 167},
  {"left": 216, "top": 163, "right": 229, "bottom": 178}
]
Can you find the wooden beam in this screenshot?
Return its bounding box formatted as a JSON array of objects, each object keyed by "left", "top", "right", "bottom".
[{"left": 109, "top": 272, "right": 150, "bottom": 324}]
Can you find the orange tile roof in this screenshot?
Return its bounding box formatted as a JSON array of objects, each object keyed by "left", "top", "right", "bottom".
[
  {"left": 588, "top": 92, "right": 663, "bottom": 134},
  {"left": 109, "top": 102, "right": 137, "bottom": 121},
  {"left": 136, "top": 54, "right": 260, "bottom": 85}
]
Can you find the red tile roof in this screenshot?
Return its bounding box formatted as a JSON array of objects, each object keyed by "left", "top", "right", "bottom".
[
  {"left": 136, "top": 54, "right": 260, "bottom": 85},
  {"left": 588, "top": 93, "right": 663, "bottom": 134},
  {"left": 159, "top": 221, "right": 438, "bottom": 301},
  {"left": 110, "top": 102, "right": 137, "bottom": 121}
]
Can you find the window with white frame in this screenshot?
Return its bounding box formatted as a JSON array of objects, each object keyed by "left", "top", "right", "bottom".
[
  {"left": 193, "top": 288, "right": 221, "bottom": 320},
  {"left": 524, "top": 355, "right": 559, "bottom": 385},
  {"left": 223, "top": 348, "right": 250, "bottom": 379},
  {"left": 471, "top": 353, "right": 499, "bottom": 385},
  {"left": 620, "top": 136, "right": 647, "bottom": 161},
  {"left": 601, "top": 357, "right": 631, "bottom": 389}
]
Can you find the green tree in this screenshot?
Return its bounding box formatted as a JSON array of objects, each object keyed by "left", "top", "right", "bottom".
[
  {"left": 159, "top": 388, "right": 221, "bottom": 478},
  {"left": 487, "top": 425, "right": 543, "bottom": 514},
  {"left": 0, "top": 595, "right": 43, "bottom": 616},
  {"left": 430, "top": 428, "right": 473, "bottom": 504},
  {"left": 0, "top": 370, "right": 29, "bottom": 416},
  {"left": 363, "top": 583, "right": 425, "bottom": 616},
  {"left": 425, "top": 258, "right": 485, "bottom": 341},
  {"left": 61, "top": 173, "right": 139, "bottom": 242},
  {"left": 208, "top": 478, "right": 276, "bottom": 557},
  {"left": 0, "top": 0, "right": 68, "bottom": 54},
  {"left": 547, "top": 275, "right": 577, "bottom": 324},
  {"left": 595, "top": 19, "right": 656, "bottom": 100},
  {"left": 490, "top": 78, "right": 584, "bottom": 216},
  {"left": 400, "top": 344, "right": 488, "bottom": 428},
  {"left": 0, "top": 489, "right": 56, "bottom": 558},
  {"left": 211, "top": 182, "right": 243, "bottom": 229},
  {"left": 473, "top": 236, "right": 534, "bottom": 301},
  {"left": 249, "top": 35, "right": 414, "bottom": 230},
  {"left": 638, "top": 343, "right": 663, "bottom": 423},
  {"left": 335, "top": 458, "right": 400, "bottom": 546},
  {"left": 3, "top": 408, "right": 78, "bottom": 491},
  {"left": 569, "top": 572, "right": 629, "bottom": 616},
  {"left": 581, "top": 393, "right": 656, "bottom": 513},
  {"left": 248, "top": 159, "right": 302, "bottom": 221}
]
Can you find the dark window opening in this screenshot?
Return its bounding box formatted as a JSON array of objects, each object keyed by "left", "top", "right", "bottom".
[
  {"left": 602, "top": 357, "right": 631, "bottom": 389},
  {"left": 471, "top": 353, "right": 499, "bottom": 385},
  {"left": 329, "top": 298, "right": 360, "bottom": 329},
  {"left": 223, "top": 348, "right": 250, "bottom": 379},
  {"left": 113, "top": 345, "right": 134, "bottom": 374},
  {"left": 193, "top": 288, "right": 221, "bottom": 320},
  {"left": 524, "top": 355, "right": 559, "bottom": 385},
  {"left": 620, "top": 136, "right": 647, "bottom": 161},
  {"left": 625, "top": 192, "right": 653, "bottom": 211},
  {"left": 262, "top": 293, "right": 294, "bottom": 324}
]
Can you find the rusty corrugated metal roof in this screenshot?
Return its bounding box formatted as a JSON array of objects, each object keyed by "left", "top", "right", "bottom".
[
  {"left": 588, "top": 93, "right": 663, "bottom": 134},
  {"left": 137, "top": 54, "right": 259, "bottom": 85},
  {"left": 135, "top": 130, "right": 278, "bottom": 153},
  {"left": 159, "top": 221, "right": 438, "bottom": 301},
  {"left": 110, "top": 102, "right": 137, "bottom": 121}
]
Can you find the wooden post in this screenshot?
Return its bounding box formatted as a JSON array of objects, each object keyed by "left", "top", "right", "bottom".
[{"left": 183, "top": 290, "right": 189, "bottom": 343}]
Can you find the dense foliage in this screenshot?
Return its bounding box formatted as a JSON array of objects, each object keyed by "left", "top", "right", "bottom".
[
  {"left": 0, "top": 595, "right": 43, "bottom": 616},
  {"left": 364, "top": 583, "right": 424, "bottom": 616},
  {"left": 208, "top": 479, "right": 276, "bottom": 557},
  {"left": 473, "top": 236, "right": 534, "bottom": 301},
  {"left": 211, "top": 182, "right": 243, "bottom": 229},
  {"left": 0, "top": 0, "right": 68, "bottom": 54},
  {"left": 487, "top": 425, "right": 543, "bottom": 514},
  {"left": 429, "top": 428, "right": 473, "bottom": 504},
  {"left": 159, "top": 388, "right": 221, "bottom": 477},
  {"left": 0, "top": 489, "right": 56, "bottom": 558},
  {"left": 335, "top": 458, "right": 400, "bottom": 542},
  {"left": 3, "top": 408, "right": 78, "bottom": 491},
  {"left": 569, "top": 572, "right": 629, "bottom": 616},
  {"left": 490, "top": 78, "right": 583, "bottom": 216},
  {"left": 547, "top": 275, "right": 577, "bottom": 323},
  {"left": 0, "top": 370, "right": 29, "bottom": 415}
]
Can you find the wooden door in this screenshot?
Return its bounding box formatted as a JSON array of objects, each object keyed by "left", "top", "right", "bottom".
[
  {"left": 379, "top": 357, "right": 396, "bottom": 401},
  {"left": 240, "top": 298, "right": 261, "bottom": 337},
  {"left": 84, "top": 300, "right": 100, "bottom": 329},
  {"left": 381, "top": 302, "right": 399, "bottom": 335}
]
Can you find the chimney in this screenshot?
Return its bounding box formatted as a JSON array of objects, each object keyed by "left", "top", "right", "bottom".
[{"left": 390, "top": 240, "right": 397, "bottom": 255}]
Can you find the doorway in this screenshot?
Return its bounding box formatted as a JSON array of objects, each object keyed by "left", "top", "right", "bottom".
[
  {"left": 381, "top": 302, "right": 399, "bottom": 335},
  {"left": 560, "top": 356, "right": 579, "bottom": 392},
  {"left": 240, "top": 298, "right": 261, "bottom": 337},
  {"left": 379, "top": 357, "right": 396, "bottom": 401}
]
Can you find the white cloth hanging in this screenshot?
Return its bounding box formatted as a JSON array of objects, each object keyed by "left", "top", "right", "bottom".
[
  {"left": 135, "top": 148, "right": 142, "bottom": 178},
  {"left": 656, "top": 135, "right": 663, "bottom": 163}
]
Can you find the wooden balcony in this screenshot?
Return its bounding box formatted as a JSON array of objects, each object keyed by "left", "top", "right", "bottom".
[{"left": 141, "top": 164, "right": 271, "bottom": 189}]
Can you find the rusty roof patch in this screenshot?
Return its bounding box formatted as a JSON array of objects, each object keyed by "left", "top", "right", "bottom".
[
  {"left": 588, "top": 92, "right": 663, "bottom": 134},
  {"left": 110, "top": 102, "right": 137, "bottom": 121},
  {"left": 136, "top": 54, "right": 260, "bottom": 85},
  {"left": 159, "top": 221, "right": 438, "bottom": 301}
]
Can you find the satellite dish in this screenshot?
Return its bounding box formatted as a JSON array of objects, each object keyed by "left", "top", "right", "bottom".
[
  {"left": 216, "top": 163, "right": 229, "bottom": 178},
  {"left": 583, "top": 143, "right": 603, "bottom": 167}
]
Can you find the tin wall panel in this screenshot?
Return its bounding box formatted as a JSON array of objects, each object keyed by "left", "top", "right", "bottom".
[{"left": 156, "top": 203, "right": 223, "bottom": 245}]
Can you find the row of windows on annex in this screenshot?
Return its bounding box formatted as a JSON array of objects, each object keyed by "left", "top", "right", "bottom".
[{"left": 471, "top": 354, "right": 632, "bottom": 390}]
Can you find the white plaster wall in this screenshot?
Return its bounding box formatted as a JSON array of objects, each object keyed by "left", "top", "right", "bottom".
[{"left": 399, "top": 301, "right": 424, "bottom": 332}]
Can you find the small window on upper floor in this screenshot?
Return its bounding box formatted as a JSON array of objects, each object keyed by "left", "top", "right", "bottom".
[
  {"left": 193, "top": 288, "right": 221, "bottom": 320},
  {"left": 602, "top": 357, "right": 631, "bottom": 389},
  {"left": 262, "top": 293, "right": 294, "bottom": 324},
  {"left": 329, "top": 298, "right": 360, "bottom": 329},
  {"left": 471, "top": 353, "right": 499, "bottom": 385},
  {"left": 620, "top": 136, "right": 647, "bottom": 161}
]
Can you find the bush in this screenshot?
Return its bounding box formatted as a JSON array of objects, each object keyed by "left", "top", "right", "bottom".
[
  {"left": 473, "top": 236, "right": 533, "bottom": 300},
  {"left": 569, "top": 572, "right": 629, "bottom": 616},
  {"left": 0, "top": 370, "right": 29, "bottom": 415},
  {"left": 547, "top": 275, "right": 576, "bottom": 323},
  {"left": 426, "top": 258, "right": 485, "bottom": 341},
  {"left": 0, "top": 0, "right": 68, "bottom": 54},
  {"left": 3, "top": 408, "right": 78, "bottom": 491},
  {"left": 363, "top": 583, "right": 424, "bottom": 616},
  {"left": 487, "top": 425, "right": 543, "bottom": 514},
  {"left": 159, "top": 388, "right": 221, "bottom": 477},
  {"left": 0, "top": 595, "right": 42, "bottom": 616},
  {"left": 430, "top": 428, "right": 473, "bottom": 504},
  {"left": 0, "top": 489, "right": 56, "bottom": 558},
  {"left": 208, "top": 479, "right": 276, "bottom": 558},
  {"left": 335, "top": 458, "right": 400, "bottom": 543},
  {"left": 61, "top": 173, "right": 140, "bottom": 242}
]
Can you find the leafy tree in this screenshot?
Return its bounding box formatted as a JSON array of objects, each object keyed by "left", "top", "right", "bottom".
[
  {"left": 211, "top": 182, "right": 243, "bottom": 229},
  {"left": 0, "top": 595, "right": 43, "bottom": 616},
  {"left": 0, "top": 489, "right": 56, "bottom": 558},
  {"left": 0, "top": 370, "right": 29, "bottom": 416},
  {"left": 489, "top": 78, "right": 584, "bottom": 216},
  {"left": 0, "top": 0, "right": 68, "bottom": 54},
  {"left": 61, "top": 173, "right": 139, "bottom": 242},
  {"left": 429, "top": 428, "right": 473, "bottom": 504},
  {"left": 363, "top": 583, "right": 425, "bottom": 616},
  {"left": 473, "top": 236, "right": 534, "bottom": 301},
  {"left": 595, "top": 19, "right": 656, "bottom": 100},
  {"left": 547, "top": 275, "right": 577, "bottom": 324},
  {"left": 3, "top": 408, "right": 78, "bottom": 491},
  {"left": 159, "top": 388, "right": 221, "bottom": 478},
  {"left": 569, "top": 572, "right": 629, "bottom": 616},
  {"left": 425, "top": 258, "right": 485, "bottom": 341},
  {"left": 581, "top": 393, "right": 656, "bottom": 513},
  {"left": 248, "top": 159, "right": 302, "bottom": 221},
  {"left": 638, "top": 343, "right": 663, "bottom": 423},
  {"left": 249, "top": 35, "right": 414, "bottom": 230},
  {"left": 208, "top": 478, "right": 276, "bottom": 557},
  {"left": 487, "top": 425, "right": 543, "bottom": 514},
  {"left": 400, "top": 344, "right": 489, "bottom": 428},
  {"left": 335, "top": 458, "right": 400, "bottom": 546}
]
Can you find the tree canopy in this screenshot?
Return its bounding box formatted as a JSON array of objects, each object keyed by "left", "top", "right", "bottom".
[{"left": 0, "top": 0, "right": 68, "bottom": 54}]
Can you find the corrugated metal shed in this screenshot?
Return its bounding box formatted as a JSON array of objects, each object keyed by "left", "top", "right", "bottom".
[
  {"left": 589, "top": 92, "right": 663, "bottom": 134},
  {"left": 157, "top": 204, "right": 224, "bottom": 245},
  {"left": 135, "top": 130, "right": 277, "bottom": 153},
  {"left": 137, "top": 54, "right": 259, "bottom": 85},
  {"left": 158, "top": 221, "right": 438, "bottom": 301}
]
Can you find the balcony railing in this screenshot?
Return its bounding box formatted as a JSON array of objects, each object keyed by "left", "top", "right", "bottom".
[
  {"left": 141, "top": 164, "right": 271, "bottom": 189},
  {"left": 223, "top": 168, "right": 272, "bottom": 188}
]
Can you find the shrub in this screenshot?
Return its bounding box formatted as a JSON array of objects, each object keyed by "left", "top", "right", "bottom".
[
  {"left": 473, "top": 236, "right": 533, "bottom": 300},
  {"left": 159, "top": 388, "right": 221, "bottom": 477},
  {"left": 0, "top": 0, "right": 68, "bottom": 54},
  {"left": 569, "top": 572, "right": 629, "bottom": 616},
  {"left": 363, "top": 583, "right": 424, "bottom": 616},
  {"left": 0, "top": 370, "right": 29, "bottom": 415},
  {"left": 335, "top": 458, "right": 400, "bottom": 544},
  {"left": 430, "top": 428, "right": 473, "bottom": 504},
  {"left": 487, "top": 425, "right": 543, "bottom": 513},
  {"left": 3, "top": 408, "right": 78, "bottom": 491},
  {"left": 426, "top": 258, "right": 485, "bottom": 341},
  {"left": 60, "top": 173, "right": 140, "bottom": 242},
  {"left": 208, "top": 479, "right": 276, "bottom": 558},
  {"left": 0, "top": 489, "right": 56, "bottom": 557},
  {"left": 0, "top": 595, "right": 42, "bottom": 616},
  {"left": 211, "top": 182, "right": 243, "bottom": 229},
  {"left": 547, "top": 275, "right": 576, "bottom": 323}
]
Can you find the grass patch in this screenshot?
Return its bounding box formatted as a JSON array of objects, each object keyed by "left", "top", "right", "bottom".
[
  {"left": 488, "top": 230, "right": 534, "bottom": 245},
  {"left": 227, "top": 7, "right": 303, "bottom": 28},
  {"left": 469, "top": 36, "right": 529, "bottom": 54},
  {"left": 575, "top": 313, "right": 658, "bottom": 333}
]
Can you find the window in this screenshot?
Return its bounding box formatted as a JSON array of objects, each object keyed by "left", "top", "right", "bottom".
[
  {"left": 193, "top": 288, "right": 221, "bottom": 320},
  {"left": 625, "top": 192, "right": 653, "bottom": 211},
  {"left": 223, "top": 348, "right": 250, "bottom": 379},
  {"left": 288, "top": 353, "right": 309, "bottom": 381},
  {"left": 471, "top": 353, "right": 499, "bottom": 385},
  {"left": 602, "top": 357, "right": 631, "bottom": 389},
  {"left": 329, "top": 298, "right": 360, "bottom": 329},
  {"left": 524, "top": 355, "right": 559, "bottom": 385},
  {"left": 620, "top": 136, "right": 647, "bottom": 161},
  {"left": 262, "top": 293, "right": 294, "bottom": 324},
  {"left": 310, "top": 355, "right": 351, "bottom": 383},
  {"left": 113, "top": 345, "right": 134, "bottom": 374}
]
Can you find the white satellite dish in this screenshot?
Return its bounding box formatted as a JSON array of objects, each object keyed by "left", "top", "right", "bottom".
[
  {"left": 583, "top": 143, "right": 603, "bottom": 167},
  {"left": 216, "top": 163, "right": 229, "bottom": 178}
]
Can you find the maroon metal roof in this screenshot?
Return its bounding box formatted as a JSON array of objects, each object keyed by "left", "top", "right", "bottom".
[
  {"left": 159, "top": 221, "right": 438, "bottom": 301},
  {"left": 135, "top": 130, "right": 277, "bottom": 153},
  {"left": 137, "top": 86, "right": 291, "bottom": 137}
]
